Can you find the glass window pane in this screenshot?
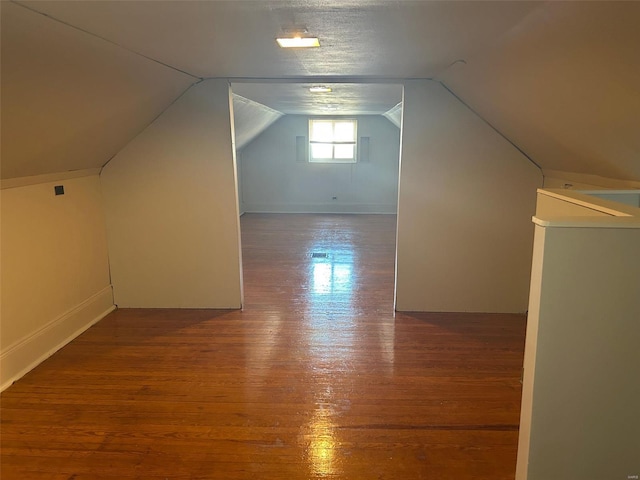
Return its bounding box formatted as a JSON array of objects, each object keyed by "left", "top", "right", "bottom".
[
  {"left": 309, "top": 119, "right": 357, "bottom": 163},
  {"left": 334, "top": 144, "right": 354, "bottom": 159},
  {"left": 311, "top": 121, "right": 333, "bottom": 142},
  {"left": 334, "top": 121, "right": 355, "bottom": 141},
  {"left": 311, "top": 143, "right": 333, "bottom": 159}
]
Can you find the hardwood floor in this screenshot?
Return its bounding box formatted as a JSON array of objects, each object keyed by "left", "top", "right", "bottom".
[{"left": 1, "top": 214, "right": 527, "bottom": 479}]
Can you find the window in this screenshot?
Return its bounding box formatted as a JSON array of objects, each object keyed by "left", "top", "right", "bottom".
[{"left": 309, "top": 119, "right": 357, "bottom": 163}]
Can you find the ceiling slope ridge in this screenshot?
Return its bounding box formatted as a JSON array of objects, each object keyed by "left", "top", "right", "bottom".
[
  {"left": 439, "top": 81, "right": 542, "bottom": 174},
  {"left": 99, "top": 81, "right": 201, "bottom": 175},
  {"left": 11, "top": 0, "right": 202, "bottom": 80}
]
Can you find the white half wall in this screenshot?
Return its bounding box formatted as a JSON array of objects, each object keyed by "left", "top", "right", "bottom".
[
  {"left": 517, "top": 192, "right": 640, "bottom": 479},
  {"left": 1, "top": 174, "right": 114, "bottom": 390},
  {"left": 101, "top": 79, "right": 243, "bottom": 308},
  {"left": 238, "top": 115, "right": 400, "bottom": 214},
  {"left": 395, "top": 80, "right": 543, "bottom": 313}
]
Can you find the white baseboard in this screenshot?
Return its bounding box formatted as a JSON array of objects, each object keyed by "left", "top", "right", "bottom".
[
  {"left": 241, "top": 203, "right": 398, "bottom": 214},
  {"left": 0, "top": 285, "right": 115, "bottom": 391}
]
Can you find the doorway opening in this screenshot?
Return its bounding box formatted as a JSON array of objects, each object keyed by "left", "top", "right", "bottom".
[{"left": 230, "top": 81, "right": 403, "bottom": 314}]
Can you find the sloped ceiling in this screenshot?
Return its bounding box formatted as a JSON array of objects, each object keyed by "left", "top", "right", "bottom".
[
  {"left": 15, "top": 0, "right": 540, "bottom": 78},
  {"left": 1, "top": 1, "right": 196, "bottom": 179},
  {"left": 232, "top": 94, "right": 284, "bottom": 151},
  {"left": 232, "top": 83, "right": 402, "bottom": 116},
  {"left": 1, "top": 0, "right": 639, "bottom": 183},
  {"left": 440, "top": 1, "right": 640, "bottom": 182},
  {"left": 383, "top": 103, "right": 403, "bottom": 129}
]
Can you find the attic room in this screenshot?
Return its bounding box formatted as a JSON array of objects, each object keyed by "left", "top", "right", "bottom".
[{"left": 1, "top": 1, "right": 639, "bottom": 479}]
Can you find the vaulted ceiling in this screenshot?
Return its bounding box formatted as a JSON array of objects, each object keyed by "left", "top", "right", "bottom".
[
  {"left": 439, "top": 1, "right": 640, "bottom": 184},
  {"left": 1, "top": 0, "right": 639, "bottom": 183}
]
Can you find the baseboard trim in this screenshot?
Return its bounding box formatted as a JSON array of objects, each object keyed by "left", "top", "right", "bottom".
[
  {"left": 241, "top": 203, "right": 398, "bottom": 214},
  {"left": 1, "top": 285, "right": 115, "bottom": 391}
]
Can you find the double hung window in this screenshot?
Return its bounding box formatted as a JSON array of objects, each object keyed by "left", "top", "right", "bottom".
[{"left": 309, "top": 119, "right": 357, "bottom": 163}]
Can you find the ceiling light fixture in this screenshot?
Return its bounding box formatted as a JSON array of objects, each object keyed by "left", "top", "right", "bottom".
[
  {"left": 309, "top": 85, "right": 332, "bottom": 93},
  {"left": 276, "top": 36, "right": 320, "bottom": 48}
]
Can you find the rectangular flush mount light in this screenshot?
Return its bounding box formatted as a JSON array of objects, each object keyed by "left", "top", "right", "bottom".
[
  {"left": 276, "top": 37, "right": 320, "bottom": 48},
  {"left": 309, "top": 85, "right": 332, "bottom": 93}
]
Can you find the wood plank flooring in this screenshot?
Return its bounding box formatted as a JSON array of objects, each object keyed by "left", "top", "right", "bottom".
[{"left": 1, "top": 214, "right": 527, "bottom": 479}]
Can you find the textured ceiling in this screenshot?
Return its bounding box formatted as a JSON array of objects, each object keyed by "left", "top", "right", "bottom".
[
  {"left": 231, "top": 83, "right": 403, "bottom": 116},
  {"left": 17, "top": 0, "right": 542, "bottom": 78},
  {"left": 11, "top": 0, "right": 540, "bottom": 124},
  {"left": 2, "top": 0, "right": 639, "bottom": 183}
]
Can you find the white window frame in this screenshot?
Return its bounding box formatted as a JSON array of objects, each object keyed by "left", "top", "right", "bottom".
[{"left": 308, "top": 118, "right": 358, "bottom": 163}]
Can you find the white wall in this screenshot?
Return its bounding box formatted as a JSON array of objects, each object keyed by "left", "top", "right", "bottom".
[
  {"left": 440, "top": 2, "right": 640, "bottom": 185},
  {"left": 536, "top": 194, "right": 610, "bottom": 218},
  {"left": 543, "top": 170, "right": 640, "bottom": 190},
  {"left": 535, "top": 189, "right": 640, "bottom": 218},
  {"left": 1, "top": 1, "right": 195, "bottom": 180},
  {"left": 238, "top": 115, "right": 400, "bottom": 214},
  {"left": 517, "top": 192, "right": 640, "bottom": 479},
  {"left": 1, "top": 174, "right": 114, "bottom": 390},
  {"left": 101, "top": 79, "right": 242, "bottom": 308},
  {"left": 584, "top": 191, "right": 640, "bottom": 208},
  {"left": 395, "top": 80, "right": 543, "bottom": 313}
]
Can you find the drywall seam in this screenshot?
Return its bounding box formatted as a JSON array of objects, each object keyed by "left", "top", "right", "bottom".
[
  {"left": 11, "top": 1, "right": 201, "bottom": 80},
  {"left": 439, "top": 81, "right": 543, "bottom": 174},
  {"left": 0, "top": 285, "right": 115, "bottom": 391}
]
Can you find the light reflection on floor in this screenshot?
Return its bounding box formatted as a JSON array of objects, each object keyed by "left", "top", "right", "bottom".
[
  {"left": 311, "top": 262, "right": 353, "bottom": 295},
  {"left": 306, "top": 246, "right": 357, "bottom": 362},
  {"left": 305, "top": 405, "right": 338, "bottom": 478},
  {"left": 241, "top": 215, "right": 398, "bottom": 478},
  {"left": 303, "top": 243, "right": 359, "bottom": 477}
]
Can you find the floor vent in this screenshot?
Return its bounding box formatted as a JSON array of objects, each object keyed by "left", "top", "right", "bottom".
[{"left": 311, "top": 252, "right": 328, "bottom": 258}]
